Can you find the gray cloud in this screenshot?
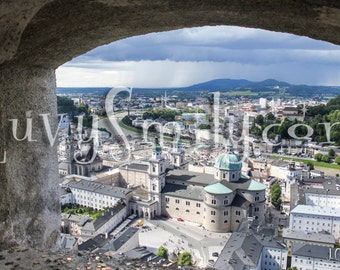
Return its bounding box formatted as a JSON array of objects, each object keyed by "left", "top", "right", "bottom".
[{"left": 57, "top": 26, "right": 340, "bottom": 87}]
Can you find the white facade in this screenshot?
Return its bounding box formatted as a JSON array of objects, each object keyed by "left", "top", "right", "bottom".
[
  {"left": 67, "top": 180, "right": 132, "bottom": 210},
  {"left": 261, "top": 246, "right": 288, "bottom": 270},
  {"left": 305, "top": 192, "right": 340, "bottom": 208},
  {"left": 289, "top": 205, "right": 340, "bottom": 242},
  {"left": 259, "top": 98, "right": 267, "bottom": 109}
]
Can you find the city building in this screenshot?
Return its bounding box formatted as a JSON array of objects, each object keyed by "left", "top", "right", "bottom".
[
  {"left": 66, "top": 180, "right": 132, "bottom": 210},
  {"left": 214, "top": 231, "right": 288, "bottom": 270},
  {"left": 291, "top": 244, "right": 340, "bottom": 270},
  {"left": 289, "top": 204, "right": 340, "bottom": 243}
]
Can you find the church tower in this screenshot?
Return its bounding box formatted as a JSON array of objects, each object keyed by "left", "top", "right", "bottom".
[
  {"left": 148, "top": 138, "right": 166, "bottom": 216},
  {"left": 285, "top": 160, "right": 297, "bottom": 199},
  {"left": 65, "top": 124, "right": 75, "bottom": 175},
  {"left": 169, "top": 139, "right": 187, "bottom": 170}
]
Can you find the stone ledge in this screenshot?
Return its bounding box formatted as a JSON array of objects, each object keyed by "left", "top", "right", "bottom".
[{"left": 0, "top": 246, "right": 202, "bottom": 270}]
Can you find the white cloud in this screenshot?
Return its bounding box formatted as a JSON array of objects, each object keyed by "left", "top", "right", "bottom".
[{"left": 56, "top": 26, "right": 340, "bottom": 87}]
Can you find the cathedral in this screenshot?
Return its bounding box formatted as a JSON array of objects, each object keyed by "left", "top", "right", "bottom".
[
  {"left": 60, "top": 127, "right": 103, "bottom": 177},
  {"left": 120, "top": 139, "right": 267, "bottom": 233}
]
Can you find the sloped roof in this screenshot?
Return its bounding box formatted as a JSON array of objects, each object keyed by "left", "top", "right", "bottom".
[{"left": 204, "top": 182, "right": 233, "bottom": 194}]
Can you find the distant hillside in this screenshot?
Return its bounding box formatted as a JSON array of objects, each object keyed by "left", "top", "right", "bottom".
[
  {"left": 57, "top": 78, "right": 340, "bottom": 98},
  {"left": 179, "top": 78, "right": 291, "bottom": 91}
]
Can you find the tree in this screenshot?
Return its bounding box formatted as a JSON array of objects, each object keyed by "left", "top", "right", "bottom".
[
  {"left": 322, "top": 154, "right": 330, "bottom": 163},
  {"left": 306, "top": 161, "right": 314, "bottom": 170},
  {"left": 178, "top": 251, "right": 192, "bottom": 266},
  {"left": 335, "top": 156, "right": 340, "bottom": 165},
  {"left": 288, "top": 267, "right": 298, "bottom": 270},
  {"left": 254, "top": 114, "right": 264, "bottom": 126},
  {"left": 270, "top": 183, "right": 282, "bottom": 210},
  {"left": 328, "top": 148, "right": 336, "bottom": 157},
  {"left": 156, "top": 246, "right": 169, "bottom": 259},
  {"left": 266, "top": 112, "right": 275, "bottom": 121},
  {"left": 314, "top": 153, "right": 323, "bottom": 161}
]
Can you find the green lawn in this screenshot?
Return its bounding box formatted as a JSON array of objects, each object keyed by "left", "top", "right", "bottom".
[
  {"left": 118, "top": 120, "right": 187, "bottom": 143},
  {"left": 271, "top": 155, "right": 340, "bottom": 170},
  {"left": 118, "top": 120, "right": 143, "bottom": 134},
  {"left": 62, "top": 204, "right": 105, "bottom": 220}
]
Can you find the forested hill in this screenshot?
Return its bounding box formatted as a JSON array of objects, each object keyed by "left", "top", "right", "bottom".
[{"left": 57, "top": 78, "right": 340, "bottom": 98}]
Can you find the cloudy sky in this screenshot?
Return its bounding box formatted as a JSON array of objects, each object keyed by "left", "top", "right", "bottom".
[{"left": 56, "top": 25, "right": 340, "bottom": 88}]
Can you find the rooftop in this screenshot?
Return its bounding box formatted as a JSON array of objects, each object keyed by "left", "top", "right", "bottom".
[
  {"left": 292, "top": 244, "right": 340, "bottom": 261},
  {"left": 204, "top": 182, "right": 233, "bottom": 194},
  {"left": 283, "top": 229, "right": 335, "bottom": 244},
  {"left": 67, "top": 179, "right": 132, "bottom": 199},
  {"left": 291, "top": 204, "right": 340, "bottom": 217},
  {"left": 162, "top": 183, "right": 204, "bottom": 201}
]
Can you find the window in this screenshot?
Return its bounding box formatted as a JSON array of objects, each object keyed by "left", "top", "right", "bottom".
[
  {"left": 255, "top": 196, "right": 259, "bottom": 201},
  {"left": 254, "top": 207, "right": 259, "bottom": 212},
  {"left": 211, "top": 199, "right": 217, "bottom": 205},
  {"left": 175, "top": 207, "right": 179, "bottom": 210},
  {"left": 152, "top": 166, "right": 156, "bottom": 172},
  {"left": 224, "top": 220, "right": 228, "bottom": 223},
  {"left": 165, "top": 198, "right": 169, "bottom": 203},
  {"left": 211, "top": 220, "right": 215, "bottom": 223},
  {"left": 186, "top": 209, "right": 190, "bottom": 213},
  {"left": 224, "top": 200, "right": 228, "bottom": 205},
  {"left": 196, "top": 203, "right": 201, "bottom": 207},
  {"left": 211, "top": 211, "right": 216, "bottom": 215},
  {"left": 186, "top": 201, "right": 190, "bottom": 206},
  {"left": 196, "top": 211, "right": 200, "bottom": 215},
  {"left": 224, "top": 211, "right": 228, "bottom": 216},
  {"left": 236, "top": 210, "right": 241, "bottom": 216},
  {"left": 175, "top": 199, "right": 180, "bottom": 204}
]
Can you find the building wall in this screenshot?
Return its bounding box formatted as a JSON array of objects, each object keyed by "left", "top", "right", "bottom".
[
  {"left": 69, "top": 188, "right": 123, "bottom": 210},
  {"left": 161, "top": 195, "right": 203, "bottom": 224},
  {"left": 261, "top": 247, "right": 288, "bottom": 270},
  {"left": 60, "top": 192, "right": 73, "bottom": 205},
  {"left": 305, "top": 193, "right": 340, "bottom": 208},
  {"left": 291, "top": 254, "right": 340, "bottom": 270},
  {"left": 237, "top": 189, "right": 266, "bottom": 204},
  {"left": 119, "top": 168, "right": 149, "bottom": 189},
  {"left": 290, "top": 213, "right": 340, "bottom": 241}
]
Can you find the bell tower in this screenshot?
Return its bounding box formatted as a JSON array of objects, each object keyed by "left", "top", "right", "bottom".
[
  {"left": 148, "top": 138, "right": 166, "bottom": 216},
  {"left": 65, "top": 124, "right": 75, "bottom": 175},
  {"left": 169, "top": 139, "right": 187, "bottom": 170}
]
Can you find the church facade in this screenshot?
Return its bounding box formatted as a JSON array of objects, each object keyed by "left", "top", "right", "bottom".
[{"left": 120, "top": 139, "right": 267, "bottom": 233}]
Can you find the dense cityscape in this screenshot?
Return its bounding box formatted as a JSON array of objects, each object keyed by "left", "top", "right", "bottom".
[{"left": 56, "top": 84, "right": 340, "bottom": 269}]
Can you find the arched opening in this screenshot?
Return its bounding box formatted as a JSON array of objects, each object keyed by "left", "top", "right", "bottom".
[{"left": 1, "top": 1, "right": 340, "bottom": 251}]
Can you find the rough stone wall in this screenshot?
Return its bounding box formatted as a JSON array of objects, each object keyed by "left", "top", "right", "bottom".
[
  {"left": 0, "top": 64, "right": 60, "bottom": 249},
  {"left": 1, "top": 0, "right": 340, "bottom": 250}
]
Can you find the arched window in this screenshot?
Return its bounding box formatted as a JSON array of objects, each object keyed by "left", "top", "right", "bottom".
[
  {"left": 211, "top": 220, "right": 215, "bottom": 223},
  {"left": 224, "top": 220, "right": 228, "bottom": 223}
]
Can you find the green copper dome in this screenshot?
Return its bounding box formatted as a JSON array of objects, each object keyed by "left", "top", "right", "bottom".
[
  {"left": 204, "top": 182, "right": 233, "bottom": 194},
  {"left": 214, "top": 152, "right": 242, "bottom": 171}
]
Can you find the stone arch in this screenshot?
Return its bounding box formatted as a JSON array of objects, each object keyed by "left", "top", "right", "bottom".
[{"left": 2, "top": 0, "right": 340, "bottom": 250}]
